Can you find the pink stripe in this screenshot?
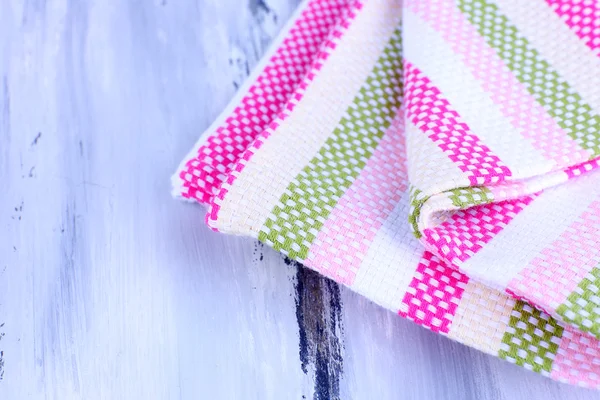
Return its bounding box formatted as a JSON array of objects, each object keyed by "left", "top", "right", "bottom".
[
  {"left": 405, "top": 0, "right": 591, "bottom": 167},
  {"left": 423, "top": 196, "right": 535, "bottom": 266},
  {"left": 565, "top": 157, "right": 600, "bottom": 179},
  {"left": 206, "top": 1, "right": 363, "bottom": 230},
  {"left": 179, "top": 0, "right": 352, "bottom": 204},
  {"left": 304, "top": 112, "right": 407, "bottom": 285},
  {"left": 398, "top": 251, "right": 469, "bottom": 334},
  {"left": 547, "top": 0, "right": 600, "bottom": 56},
  {"left": 509, "top": 201, "right": 600, "bottom": 311},
  {"left": 404, "top": 61, "right": 512, "bottom": 186},
  {"left": 552, "top": 325, "right": 600, "bottom": 386}
]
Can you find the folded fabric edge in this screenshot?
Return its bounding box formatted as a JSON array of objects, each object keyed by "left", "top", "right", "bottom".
[
  {"left": 203, "top": 1, "right": 365, "bottom": 233},
  {"left": 166, "top": 0, "right": 600, "bottom": 388},
  {"left": 410, "top": 160, "right": 600, "bottom": 342},
  {"left": 191, "top": 0, "right": 600, "bottom": 345},
  {"left": 170, "top": 0, "right": 313, "bottom": 201},
  {"left": 410, "top": 156, "right": 600, "bottom": 239}
]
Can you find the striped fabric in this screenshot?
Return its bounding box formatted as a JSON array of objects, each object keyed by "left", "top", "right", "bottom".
[{"left": 173, "top": 0, "right": 600, "bottom": 387}]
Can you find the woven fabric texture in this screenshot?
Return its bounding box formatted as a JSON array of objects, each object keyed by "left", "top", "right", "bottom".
[{"left": 173, "top": 0, "right": 600, "bottom": 387}]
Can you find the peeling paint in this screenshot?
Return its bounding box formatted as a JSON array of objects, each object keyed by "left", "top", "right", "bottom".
[
  {"left": 285, "top": 257, "right": 344, "bottom": 400},
  {"left": 31, "top": 132, "right": 41, "bottom": 146}
]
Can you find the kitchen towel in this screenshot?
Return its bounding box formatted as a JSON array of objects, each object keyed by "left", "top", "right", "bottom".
[{"left": 173, "top": 0, "right": 600, "bottom": 387}]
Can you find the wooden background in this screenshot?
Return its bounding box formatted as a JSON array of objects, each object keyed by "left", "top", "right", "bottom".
[{"left": 1, "top": 0, "right": 600, "bottom": 398}]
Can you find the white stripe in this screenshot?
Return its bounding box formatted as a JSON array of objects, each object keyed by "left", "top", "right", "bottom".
[
  {"left": 403, "top": 9, "right": 551, "bottom": 175},
  {"left": 461, "top": 169, "right": 600, "bottom": 287},
  {"left": 406, "top": 119, "right": 468, "bottom": 233},
  {"left": 406, "top": 119, "right": 470, "bottom": 195},
  {"left": 353, "top": 190, "right": 423, "bottom": 312},
  {"left": 495, "top": 0, "right": 600, "bottom": 114},
  {"left": 213, "top": 0, "right": 403, "bottom": 235}
]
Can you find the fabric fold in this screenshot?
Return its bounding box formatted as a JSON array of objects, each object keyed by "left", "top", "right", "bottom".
[
  {"left": 403, "top": 0, "right": 600, "bottom": 238},
  {"left": 401, "top": 0, "right": 600, "bottom": 344},
  {"left": 173, "top": 0, "right": 600, "bottom": 388}
]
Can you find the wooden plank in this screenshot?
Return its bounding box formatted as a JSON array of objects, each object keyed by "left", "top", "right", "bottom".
[{"left": 0, "top": 0, "right": 599, "bottom": 398}]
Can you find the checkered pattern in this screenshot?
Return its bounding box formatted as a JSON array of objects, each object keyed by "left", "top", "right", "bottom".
[
  {"left": 448, "top": 187, "right": 493, "bottom": 209},
  {"left": 259, "top": 27, "right": 403, "bottom": 259},
  {"left": 552, "top": 326, "right": 600, "bottom": 386},
  {"left": 174, "top": 0, "right": 600, "bottom": 387},
  {"left": 305, "top": 113, "right": 407, "bottom": 285},
  {"left": 499, "top": 301, "right": 564, "bottom": 375},
  {"left": 547, "top": 0, "right": 600, "bottom": 56},
  {"left": 449, "top": 281, "right": 516, "bottom": 354},
  {"left": 176, "top": 0, "right": 351, "bottom": 203},
  {"left": 206, "top": 0, "right": 365, "bottom": 230},
  {"left": 408, "top": 187, "right": 428, "bottom": 238},
  {"left": 557, "top": 267, "right": 600, "bottom": 338},
  {"left": 423, "top": 196, "right": 535, "bottom": 266},
  {"left": 398, "top": 252, "right": 468, "bottom": 333},
  {"left": 404, "top": 61, "right": 512, "bottom": 187},
  {"left": 566, "top": 157, "right": 600, "bottom": 179},
  {"left": 458, "top": 0, "right": 600, "bottom": 157},
  {"left": 510, "top": 201, "right": 600, "bottom": 326},
  {"left": 405, "top": 0, "right": 591, "bottom": 168}
]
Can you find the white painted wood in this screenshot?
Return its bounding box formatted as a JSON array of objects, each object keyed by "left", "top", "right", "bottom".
[{"left": 0, "top": 0, "right": 599, "bottom": 399}]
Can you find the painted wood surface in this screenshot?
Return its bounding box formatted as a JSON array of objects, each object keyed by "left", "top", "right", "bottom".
[{"left": 1, "top": 0, "right": 600, "bottom": 399}]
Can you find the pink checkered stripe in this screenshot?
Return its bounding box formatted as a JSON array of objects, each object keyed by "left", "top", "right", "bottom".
[
  {"left": 423, "top": 196, "right": 536, "bottom": 267},
  {"left": 405, "top": 0, "right": 591, "bottom": 168},
  {"left": 566, "top": 157, "right": 600, "bottom": 179},
  {"left": 305, "top": 112, "right": 407, "bottom": 285},
  {"left": 178, "top": 0, "right": 351, "bottom": 204},
  {"left": 400, "top": 253, "right": 600, "bottom": 385},
  {"left": 508, "top": 201, "right": 600, "bottom": 312},
  {"left": 398, "top": 251, "right": 469, "bottom": 333},
  {"left": 403, "top": 61, "right": 512, "bottom": 187},
  {"left": 207, "top": 1, "right": 364, "bottom": 229},
  {"left": 547, "top": 0, "right": 600, "bottom": 56},
  {"left": 552, "top": 325, "right": 600, "bottom": 386}
]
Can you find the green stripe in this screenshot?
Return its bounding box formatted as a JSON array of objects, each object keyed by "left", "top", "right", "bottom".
[
  {"left": 409, "top": 186, "right": 429, "bottom": 239},
  {"left": 408, "top": 186, "right": 493, "bottom": 239},
  {"left": 258, "top": 27, "right": 403, "bottom": 259},
  {"left": 499, "top": 300, "right": 564, "bottom": 374},
  {"left": 458, "top": 0, "right": 600, "bottom": 157},
  {"left": 556, "top": 266, "right": 600, "bottom": 338},
  {"left": 448, "top": 186, "right": 493, "bottom": 209}
]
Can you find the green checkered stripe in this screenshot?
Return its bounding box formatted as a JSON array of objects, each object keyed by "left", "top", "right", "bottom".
[
  {"left": 557, "top": 267, "right": 600, "bottom": 338},
  {"left": 408, "top": 186, "right": 493, "bottom": 238},
  {"left": 499, "top": 300, "right": 564, "bottom": 374},
  {"left": 458, "top": 0, "right": 600, "bottom": 156},
  {"left": 408, "top": 186, "right": 429, "bottom": 239},
  {"left": 448, "top": 186, "right": 494, "bottom": 209},
  {"left": 258, "top": 27, "right": 403, "bottom": 259}
]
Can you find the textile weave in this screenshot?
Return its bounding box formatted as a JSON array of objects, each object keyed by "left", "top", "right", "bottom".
[{"left": 173, "top": 0, "right": 600, "bottom": 387}]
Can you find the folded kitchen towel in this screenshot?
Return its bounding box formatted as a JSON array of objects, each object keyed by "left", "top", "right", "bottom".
[{"left": 173, "top": 0, "right": 600, "bottom": 387}]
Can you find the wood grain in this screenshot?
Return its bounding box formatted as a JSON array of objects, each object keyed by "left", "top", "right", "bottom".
[{"left": 1, "top": 0, "right": 599, "bottom": 398}]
